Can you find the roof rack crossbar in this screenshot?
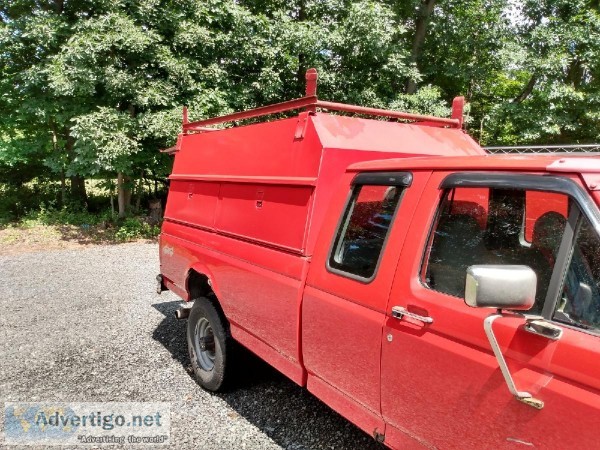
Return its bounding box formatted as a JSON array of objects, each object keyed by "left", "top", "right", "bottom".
[
  {"left": 315, "top": 100, "right": 460, "bottom": 127},
  {"left": 184, "top": 96, "right": 318, "bottom": 131}
]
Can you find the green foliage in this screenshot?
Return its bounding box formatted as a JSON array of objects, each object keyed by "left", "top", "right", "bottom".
[
  {"left": 317, "top": 1, "right": 415, "bottom": 105},
  {"left": 389, "top": 85, "right": 452, "bottom": 118},
  {"left": 71, "top": 108, "right": 140, "bottom": 175},
  {"left": 457, "top": 0, "right": 600, "bottom": 145},
  {"left": 20, "top": 202, "right": 112, "bottom": 228},
  {"left": 2, "top": 198, "right": 160, "bottom": 243},
  {"left": 115, "top": 217, "right": 160, "bottom": 241},
  {"left": 0, "top": 182, "right": 63, "bottom": 223}
]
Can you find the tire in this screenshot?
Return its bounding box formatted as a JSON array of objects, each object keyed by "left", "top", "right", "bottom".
[{"left": 186, "top": 296, "right": 231, "bottom": 391}]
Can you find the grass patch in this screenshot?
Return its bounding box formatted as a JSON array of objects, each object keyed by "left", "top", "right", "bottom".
[
  {"left": 0, "top": 203, "right": 160, "bottom": 252},
  {"left": 0, "top": 179, "right": 165, "bottom": 252},
  {"left": 20, "top": 202, "right": 113, "bottom": 228},
  {"left": 115, "top": 218, "right": 161, "bottom": 242}
]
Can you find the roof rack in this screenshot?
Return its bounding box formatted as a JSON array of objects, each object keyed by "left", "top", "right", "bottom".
[{"left": 181, "top": 68, "right": 464, "bottom": 133}]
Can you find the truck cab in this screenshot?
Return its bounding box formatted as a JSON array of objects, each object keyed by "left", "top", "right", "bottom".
[
  {"left": 309, "top": 155, "right": 600, "bottom": 449},
  {"left": 158, "top": 70, "right": 600, "bottom": 449}
]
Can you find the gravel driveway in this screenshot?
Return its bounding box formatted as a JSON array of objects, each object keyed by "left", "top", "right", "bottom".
[{"left": 0, "top": 243, "right": 381, "bottom": 449}]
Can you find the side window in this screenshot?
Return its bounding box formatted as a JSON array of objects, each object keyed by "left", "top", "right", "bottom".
[
  {"left": 423, "top": 187, "right": 568, "bottom": 313},
  {"left": 554, "top": 216, "right": 600, "bottom": 333},
  {"left": 329, "top": 184, "right": 403, "bottom": 279}
]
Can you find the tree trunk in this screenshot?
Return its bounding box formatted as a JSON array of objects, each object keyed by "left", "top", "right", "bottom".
[
  {"left": 117, "top": 172, "right": 132, "bottom": 218},
  {"left": 110, "top": 186, "right": 115, "bottom": 218},
  {"left": 64, "top": 135, "right": 87, "bottom": 205},
  {"left": 512, "top": 74, "right": 537, "bottom": 103},
  {"left": 53, "top": 0, "right": 64, "bottom": 14},
  {"left": 50, "top": 119, "right": 68, "bottom": 207},
  {"left": 148, "top": 199, "right": 163, "bottom": 225},
  {"left": 565, "top": 58, "right": 583, "bottom": 88},
  {"left": 70, "top": 175, "right": 87, "bottom": 205},
  {"left": 406, "top": 0, "right": 437, "bottom": 94},
  {"left": 60, "top": 170, "right": 66, "bottom": 207},
  {"left": 135, "top": 172, "right": 143, "bottom": 213}
]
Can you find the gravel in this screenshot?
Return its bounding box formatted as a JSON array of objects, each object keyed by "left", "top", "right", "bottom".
[{"left": 0, "top": 243, "right": 381, "bottom": 449}]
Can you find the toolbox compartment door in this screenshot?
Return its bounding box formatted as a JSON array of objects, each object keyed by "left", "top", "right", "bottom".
[{"left": 215, "top": 183, "right": 314, "bottom": 253}]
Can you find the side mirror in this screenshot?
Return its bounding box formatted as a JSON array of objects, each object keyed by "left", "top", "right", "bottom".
[
  {"left": 465, "top": 265, "right": 536, "bottom": 310},
  {"left": 465, "top": 264, "right": 545, "bottom": 410}
]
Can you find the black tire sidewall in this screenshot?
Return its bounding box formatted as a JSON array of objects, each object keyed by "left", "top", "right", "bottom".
[{"left": 186, "top": 297, "right": 228, "bottom": 391}]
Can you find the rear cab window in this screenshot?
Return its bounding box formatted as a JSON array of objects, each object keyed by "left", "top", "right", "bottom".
[{"left": 328, "top": 172, "right": 411, "bottom": 281}]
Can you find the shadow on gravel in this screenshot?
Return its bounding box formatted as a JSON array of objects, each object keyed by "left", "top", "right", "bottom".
[
  {"left": 152, "top": 300, "right": 190, "bottom": 367},
  {"left": 152, "top": 300, "right": 382, "bottom": 450}
]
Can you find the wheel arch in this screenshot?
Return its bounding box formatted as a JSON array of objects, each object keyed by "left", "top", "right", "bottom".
[{"left": 186, "top": 264, "right": 228, "bottom": 328}]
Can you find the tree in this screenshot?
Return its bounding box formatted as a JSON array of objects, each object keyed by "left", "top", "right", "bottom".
[
  {"left": 49, "top": 7, "right": 188, "bottom": 215},
  {"left": 0, "top": 0, "right": 91, "bottom": 203},
  {"left": 484, "top": 0, "right": 600, "bottom": 144},
  {"left": 1, "top": 1, "right": 198, "bottom": 213}
]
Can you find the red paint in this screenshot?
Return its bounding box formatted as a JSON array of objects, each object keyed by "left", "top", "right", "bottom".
[{"left": 159, "top": 70, "right": 600, "bottom": 449}]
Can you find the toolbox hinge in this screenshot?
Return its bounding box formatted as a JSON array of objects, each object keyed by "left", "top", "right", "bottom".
[{"left": 294, "top": 111, "right": 311, "bottom": 140}]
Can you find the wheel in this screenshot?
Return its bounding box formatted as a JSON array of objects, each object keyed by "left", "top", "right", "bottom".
[{"left": 187, "top": 296, "right": 231, "bottom": 391}]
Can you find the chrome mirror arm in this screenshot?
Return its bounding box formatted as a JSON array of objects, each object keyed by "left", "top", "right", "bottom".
[{"left": 483, "top": 312, "right": 544, "bottom": 409}]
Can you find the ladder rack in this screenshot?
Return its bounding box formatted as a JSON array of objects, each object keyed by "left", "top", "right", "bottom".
[{"left": 181, "top": 68, "right": 464, "bottom": 133}]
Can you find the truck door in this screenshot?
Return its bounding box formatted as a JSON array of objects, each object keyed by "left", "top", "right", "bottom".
[
  {"left": 302, "top": 171, "right": 429, "bottom": 437},
  {"left": 381, "top": 172, "right": 600, "bottom": 449}
]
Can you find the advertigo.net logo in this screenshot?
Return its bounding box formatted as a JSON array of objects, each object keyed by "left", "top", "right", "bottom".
[{"left": 4, "top": 402, "right": 170, "bottom": 445}]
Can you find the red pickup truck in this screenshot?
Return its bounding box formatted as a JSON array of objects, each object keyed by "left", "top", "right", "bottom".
[{"left": 157, "top": 70, "right": 600, "bottom": 449}]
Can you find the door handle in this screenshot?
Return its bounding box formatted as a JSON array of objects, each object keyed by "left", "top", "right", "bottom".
[
  {"left": 524, "top": 318, "right": 563, "bottom": 340},
  {"left": 391, "top": 306, "right": 433, "bottom": 324}
]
